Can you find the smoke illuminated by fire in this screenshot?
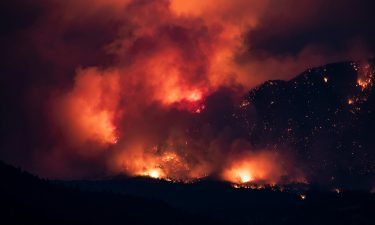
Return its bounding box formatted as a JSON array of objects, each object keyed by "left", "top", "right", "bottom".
[
  {"left": 47, "top": 0, "right": 358, "bottom": 184},
  {"left": 53, "top": 68, "right": 120, "bottom": 146},
  {"left": 9, "top": 0, "right": 361, "bottom": 184}
]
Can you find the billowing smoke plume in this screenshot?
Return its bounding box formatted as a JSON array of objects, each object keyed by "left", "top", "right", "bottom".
[{"left": 0, "top": 0, "right": 374, "bottom": 185}]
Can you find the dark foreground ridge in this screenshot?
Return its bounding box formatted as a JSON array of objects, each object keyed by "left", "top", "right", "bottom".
[
  {"left": 2, "top": 160, "right": 375, "bottom": 225},
  {"left": 0, "top": 161, "right": 230, "bottom": 225}
]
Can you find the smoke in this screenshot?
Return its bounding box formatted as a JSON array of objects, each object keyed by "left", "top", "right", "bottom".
[{"left": 0, "top": 0, "right": 374, "bottom": 183}]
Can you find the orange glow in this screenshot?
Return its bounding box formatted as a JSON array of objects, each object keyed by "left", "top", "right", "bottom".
[
  {"left": 222, "top": 151, "right": 285, "bottom": 184},
  {"left": 142, "top": 168, "right": 164, "bottom": 179},
  {"left": 112, "top": 145, "right": 209, "bottom": 182},
  {"left": 169, "top": 0, "right": 267, "bottom": 27},
  {"left": 356, "top": 63, "right": 373, "bottom": 90},
  {"left": 47, "top": 0, "right": 309, "bottom": 183},
  {"left": 186, "top": 90, "right": 203, "bottom": 102},
  {"left": 348, "top": 98, "right": 354, "bottom": 105},
  {"left": 357, "top": 78, "right": 371, "bottom": 90},
  {"left": 236, "top": 170, "right": 253, "bottom": 183},
  {"left": 122, "top": 47, "right": 209, "bottom": 108},
  {"left": 52, "top": 0, "right": 272, "bottom": 150},
  {"left": 194, "top": 104, "right": 206, "bottom": 114},
  {"left": 53, "top": 68, "right": 120, "bottom": 146}
]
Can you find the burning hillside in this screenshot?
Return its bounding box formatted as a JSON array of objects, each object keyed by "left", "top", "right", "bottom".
[{"left": 0, "top": 0, "right": 375, "bottom": 190}]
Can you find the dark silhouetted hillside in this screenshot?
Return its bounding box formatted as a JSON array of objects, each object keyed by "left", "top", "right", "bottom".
[
  {"left": 0, "top": 161, "right": 233, "bottom": 225},
  {"left": 241, "top": 60, "right": 375, "bottom": 189},
  {"left": 60, "top": 175, "right": 375, "bottom": 225}
]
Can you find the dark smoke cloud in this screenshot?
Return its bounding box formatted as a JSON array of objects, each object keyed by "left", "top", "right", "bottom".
[
  {"left": 0, "top": 0, "right": 125, "bottom": 177},
  {"left": 236, "top": 0, "right": 375, "bottom": 82},
  {"left": 245, "top": 0, "right": 375, "bottom": 57}
]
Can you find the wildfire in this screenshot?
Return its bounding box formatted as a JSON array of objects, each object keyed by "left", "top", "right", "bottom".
[
  {"left": 232, "top": 168, "right": 254, "bottom": 183},
  {"left": 355, "top": 62, "right": 374, "bottom": 90},
  {"left": 142, "top": 168, "right": 164, "bottom": 179},
  {"left": 222, "top": 151, "right": 286, "bottom": 185},
  {"left": 357, "top": 78, "right": 372, "bottom": 90},
  {"left": 47, "top": 0, "right": 308, "bottom": 184},
  {"left": 343, "top": 63, "right": 375, "bottom": 111},
  {"left": 113, "top": 146, "right": 209, "bottom": 182}
]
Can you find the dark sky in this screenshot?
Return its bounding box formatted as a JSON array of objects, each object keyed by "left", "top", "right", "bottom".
[{"left": 0, "top": 0, "right": 374, "bottom": 188}]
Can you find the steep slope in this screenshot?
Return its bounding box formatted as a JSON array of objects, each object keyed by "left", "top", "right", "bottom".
[{"left": 241, "top": 61, "right": 375, "bottom": 188}]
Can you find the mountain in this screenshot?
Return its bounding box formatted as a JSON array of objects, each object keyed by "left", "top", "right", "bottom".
[
  {"left": 0, "top": 160, "right": 229, "bottom": 225},
  {"left": 240, "top": 60, "right": 375, "bottom": 189},
  {"left": 59, "top": 174, "right": 375, "bottom": 225}
]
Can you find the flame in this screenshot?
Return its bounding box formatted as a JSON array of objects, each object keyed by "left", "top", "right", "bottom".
[
  {"left": 143, "top": 168, "right": 164, "bottom": 179},
  {"left": 236, "top": 170, "right": 253, "bottom": 183},
  {"left": 346, "top": 63, "right": 374, "bottom": 109},
  {"left": 356, "top": 63, "right": 374, "bottom": 90},
  {"left": 357, "top": 78, "right": 372, "bottom": 90},
  {"left": 112, "top": 145, "right": 208, "bottom": 182},
  {"left": 222, "top": 151, "right": 285, "bottom": 184}
]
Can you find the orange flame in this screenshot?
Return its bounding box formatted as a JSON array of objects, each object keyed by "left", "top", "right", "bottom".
[
  {"left": 112, "top": 145, "right": 209, "bottom": 182},
  {"left": 356, "top": 63, "right": 373, "bottom": 90},
  {"left": 222, "top": 151, "right": 286, "bottom": 184}
]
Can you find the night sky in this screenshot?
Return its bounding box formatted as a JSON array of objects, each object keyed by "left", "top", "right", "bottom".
[{"left": 0, "top": 0, "right": 375, "bottom": 190}]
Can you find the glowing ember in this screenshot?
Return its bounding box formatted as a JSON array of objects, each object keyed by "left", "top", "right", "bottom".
[
  {"left": 300, "top": 194, "right": 306, "bottom": 200},
  {"left": 240, "top": 100, "right": 250, "bottom": 108},
  {"left": 323, "top": 77, "right": 328, "bottom": 83},
  {"left": 194, "top": 104, "right": 206, "bottom": 114},
  {"left": 348, "top": 98, "right": 354, "bottom": 105}
]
